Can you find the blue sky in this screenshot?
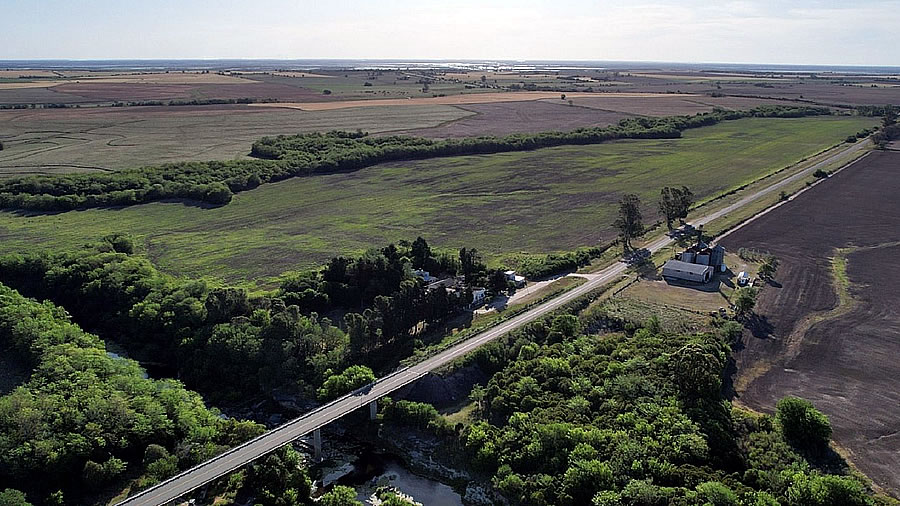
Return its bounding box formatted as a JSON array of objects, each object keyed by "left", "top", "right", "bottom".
[{"left": 3, "top": 0, "right": 899, "bottom": 65}]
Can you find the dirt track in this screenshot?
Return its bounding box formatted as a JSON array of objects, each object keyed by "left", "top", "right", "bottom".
[{"left": 720, "top": 150, "right": 900, "bottom": 496}]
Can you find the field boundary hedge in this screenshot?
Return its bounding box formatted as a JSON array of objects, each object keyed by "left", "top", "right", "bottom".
[{"left": 0, "top": 106, "right": 830, "bottom": 212}]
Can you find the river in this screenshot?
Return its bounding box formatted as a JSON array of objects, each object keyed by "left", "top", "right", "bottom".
[{"left": 319, "top": 444, "right": 463, "bottom": 505}]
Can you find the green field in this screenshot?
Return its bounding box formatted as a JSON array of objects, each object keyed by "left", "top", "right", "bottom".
[{"left": 0, "top": 116, "right": 875, "bottom": 286}]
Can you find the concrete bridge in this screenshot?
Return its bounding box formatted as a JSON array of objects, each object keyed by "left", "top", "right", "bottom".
[{"left": 115, "top": 143, "right": 870, "bottom": 506}]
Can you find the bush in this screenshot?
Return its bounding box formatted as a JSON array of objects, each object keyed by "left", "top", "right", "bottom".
[
  {"left": 776, "top": 397, "right": 832, "bottom": 451},
  {"left": 203, "top": 182, "right": 233, "bottom": 205},
  {"left": 813, "top": 169, "right": 829, "bottom": 178},
  {"left": 696, "top": 481, "right": 740, "bottom": 506},
  {"left": 0, "top": 489, "right": 31, "bottom": 506},
  {"left": 317, "top": 365, "right": 376, "bottom": 400},
  {"left": 103, "top": 233, "right": 135, "bottom": 254},
  {"left": 318, "top": 485, "right": 361, "bottom": 506}
]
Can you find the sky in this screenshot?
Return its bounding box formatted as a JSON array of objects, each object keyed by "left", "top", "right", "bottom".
[{"left": 3, "top": 0, "right": 899, "bottom": 65}]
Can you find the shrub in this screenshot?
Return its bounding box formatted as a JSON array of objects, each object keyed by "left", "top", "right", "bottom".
[
  {"left": 695, "top": 481, "right": 740, "bottom": 506},
  {"left": 317, "top": 365, "right": 376, "bottom": 400},
  {"left": 0, "top": 489, "right": 31, "bottom": 506},
  {"left": 203, "top": 182, "right": 233, "bottom": 205},
  {"left": 776, "top": 397, "right": 832, "bottom": 451}
]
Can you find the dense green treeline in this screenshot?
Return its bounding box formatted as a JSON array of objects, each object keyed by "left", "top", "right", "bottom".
[
  {"left": 0, "top": 105, "right": 830, "bottom": 212},
  {"left": 0, "top": 237, "right": 500, "bottom": 402},
  {"left": 432, "top": 301, "right": 894, "bottom": 506},
  {"left": 0, "top": 282, "right": 265, "bottom": 504}
]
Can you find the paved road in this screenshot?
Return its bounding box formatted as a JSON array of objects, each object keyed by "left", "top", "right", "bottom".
[{"left": 118, "top": 140, "right": 869, "bottom": 506}]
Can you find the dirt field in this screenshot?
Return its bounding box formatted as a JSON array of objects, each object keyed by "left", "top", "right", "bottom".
[
  {"left": 396, "top": 100, "right": 630, "bottom": 138},
  {"left": 250, "top": 92, "right": 689, "bottom": 111},
  {"left": 0, "top": 70, "right": 60, "bottom": 78},
  {"left": 50, "top": 81, "right": 328, "bottom": 102},
  {"left": 0, "top": 104, "right": 472, "bottom": 175},
  {"left": 720, "top": 151, "right": 900, "bottom": 497},
  {"left": 570, "top": 94, "right": 801, "bottom": 116}
]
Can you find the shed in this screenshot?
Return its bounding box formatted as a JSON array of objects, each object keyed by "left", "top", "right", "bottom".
[{"left": 662, "top": 259, "right": 713, "bottom": 283}]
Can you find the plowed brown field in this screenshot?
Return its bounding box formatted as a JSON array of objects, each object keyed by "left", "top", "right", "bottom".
[{"left": 720, "top": 150, "right": 900, "bottom": 497}]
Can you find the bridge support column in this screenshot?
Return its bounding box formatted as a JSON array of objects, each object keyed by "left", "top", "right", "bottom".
[
  {"left": 369, "top": 400, "right": 378, "bottom": 420},
  {"left": 313, "top": 428, "right": 322, "bottom": 462}
]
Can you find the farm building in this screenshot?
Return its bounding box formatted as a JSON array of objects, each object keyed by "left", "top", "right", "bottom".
[
  {"left": 676, "top": 243, "right": 726, "bottom": 272},
  {"left": 662, "top": 259, "right": 714, "bottom": 283},
  {"left": 673, "top": 224, "right": 727, "bottom": 273},
  {"left": 504, "top": 270, "right": 527, "bottom": 288}
]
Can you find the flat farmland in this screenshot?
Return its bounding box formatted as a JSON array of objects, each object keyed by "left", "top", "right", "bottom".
[
  {"left": 250, "top": 92, "right": 676, "bottom": 111},
  {"left": 396, "top": 100, "right": 631, "bottom": 138},
  {"left": 720, "top": 151, "right": 900, "bottom": 497},
  {"left": 0, "top": 104, "right": 472, "bottom": 176},
  {"left": 569, "top": 94, "right": 802, "bottom": 116},
  {"left": 0, "top": 116, "right": 873, "bottom": 286}
]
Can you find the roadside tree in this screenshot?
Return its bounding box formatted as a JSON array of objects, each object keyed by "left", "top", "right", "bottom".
[
  {"left": 614, "top": 193, "right": 644, "bottom": 251},
  {"left": 658, "top": 186, "right": 694, "bottom": 230}
]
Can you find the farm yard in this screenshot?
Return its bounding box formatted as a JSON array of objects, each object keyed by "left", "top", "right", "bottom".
[
  {"left": 720, "top": 150, "right": 900, "bottom": 497},
  {"left": 0, "top": 115, "right": 874, "bottom": 285}
]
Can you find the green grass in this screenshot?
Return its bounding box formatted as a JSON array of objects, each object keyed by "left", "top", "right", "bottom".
[{"left": 0, "top": 116, "right": 875, "bottom": 287}]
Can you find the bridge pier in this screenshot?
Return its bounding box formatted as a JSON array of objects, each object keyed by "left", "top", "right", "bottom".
[
  {"left": 313, "top": 428, "right": 322, "bottom": 462},
  {"left": 369, "top": 400, "right": 378, "bottom": 420}
]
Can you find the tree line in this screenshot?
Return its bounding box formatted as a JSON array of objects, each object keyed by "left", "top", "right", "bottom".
[
  {"left": 442, "top": 302, "right": 889, "bottom": 505},
  {"left": 0, "top": 237, "right": 509, "bottom": 403},
  {"left": 0, "top": 282, "right": 266, "bottom": 505},
  {"left": 0, "top": 106, "right": 831, "bottom": 212},
  {"left": 0, "top": 280, "right": 374, "bottom": 506}
]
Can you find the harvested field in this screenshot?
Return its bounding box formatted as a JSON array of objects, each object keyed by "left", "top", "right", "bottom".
[
  {"left": 0, "top": 86, "right": 96, "bottom": 105},
  {"left": 396, "top": 100, "right": 629, "bottom": 138},
  {"left": 50, "top": 81, "right": 327, "bottom": 102},
  {"left": 570, "top": 94, "right": 799, "bottom": 116},
  {"left": 251, "top": 92, "right": 688, "bottom": 111},
  {"left": 719, "top": 151, "right": 900, "bottom": 497},
  {"left": 71, "top": 73, "right": 256, "bottom": 85},
  {"left": 0, "top": 81, "right": 64, "bottom": 90},
  {"left": 0, "top": 116, "right": 871, "bottom": 285},
  {"left": 0, "top": 70, "right": 60, "bottom": 78},
  {"left": 715, "top": 82, "right": 900, "bottom": 106},
  {"left": 0, "top": 104, "right": 472, "bottom": 175}
]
